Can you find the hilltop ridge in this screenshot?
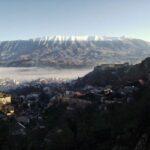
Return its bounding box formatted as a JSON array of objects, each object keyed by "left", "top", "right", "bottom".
[{"left": 75, "top": 57, "right": 150, "bottom": 87}]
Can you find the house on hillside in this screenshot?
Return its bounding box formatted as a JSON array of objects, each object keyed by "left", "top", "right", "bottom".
[
  {"left": 0, "top": 92, "right": 14, "bottom": 116},
  {"left": 0, "top": 93, "right": 11, "bottom": 105}
]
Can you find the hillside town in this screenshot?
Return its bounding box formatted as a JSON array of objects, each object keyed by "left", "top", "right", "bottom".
[
  {"left": 0, "top": 58, "right": 150, "bottom": 149},
  {"left": 0, "top": 58, "right": 149, "bottom": 149}
]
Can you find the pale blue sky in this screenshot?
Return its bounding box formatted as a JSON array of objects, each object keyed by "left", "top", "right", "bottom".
[{"left": 0, "top": 0, "right": 150, "bottom": 41}]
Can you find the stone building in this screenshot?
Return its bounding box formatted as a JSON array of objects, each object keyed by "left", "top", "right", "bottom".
[{"left": 0, "top": 93, "right": 14, "bottom": 116}]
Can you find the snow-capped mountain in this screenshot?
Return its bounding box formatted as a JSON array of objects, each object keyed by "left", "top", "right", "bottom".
[
  {"left": 33, "top": 35, "right": 126, "bottom": 42},
  {"left": 0, "top": 36, "right": 150, "bottom": 68}
]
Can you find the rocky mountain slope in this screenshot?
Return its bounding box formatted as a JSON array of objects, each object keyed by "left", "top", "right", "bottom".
[
  {"left": 0, "top": 36, "right": 150, "bottom": 67},
  {"left": 75, "top": 57, "right": 150, "bottom": 87}
]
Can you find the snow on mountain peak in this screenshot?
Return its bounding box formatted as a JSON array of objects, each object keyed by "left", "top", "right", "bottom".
[{"left": 34, "top": 36, "right": 126, "bottom": 42}]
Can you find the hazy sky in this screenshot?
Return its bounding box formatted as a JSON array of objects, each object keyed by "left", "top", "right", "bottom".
[{"left": 0, "top": 0, "right": 150, "bottom": 41}]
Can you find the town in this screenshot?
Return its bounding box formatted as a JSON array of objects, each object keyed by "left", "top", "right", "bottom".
[{"left": 0, "top": 58, "right": 150, "bottom": 149}]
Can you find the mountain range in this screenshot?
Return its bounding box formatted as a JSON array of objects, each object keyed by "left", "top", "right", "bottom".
[{"left": 0, "top": 36, "right": 150, "bottom": 67}]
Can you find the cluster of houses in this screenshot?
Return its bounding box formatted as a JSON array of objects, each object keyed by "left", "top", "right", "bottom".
[
  {"left": 80, "top": 86, "right": 137, "bottom": 110},
  {"left": 0, "top": 74, "right": 145, "bottom": 136},
  {"left": 45, "top": 82, "right": 140, "bottom": 113},
  {"left": 0, "top": 78, "right": 20, "bottom": 91}
]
